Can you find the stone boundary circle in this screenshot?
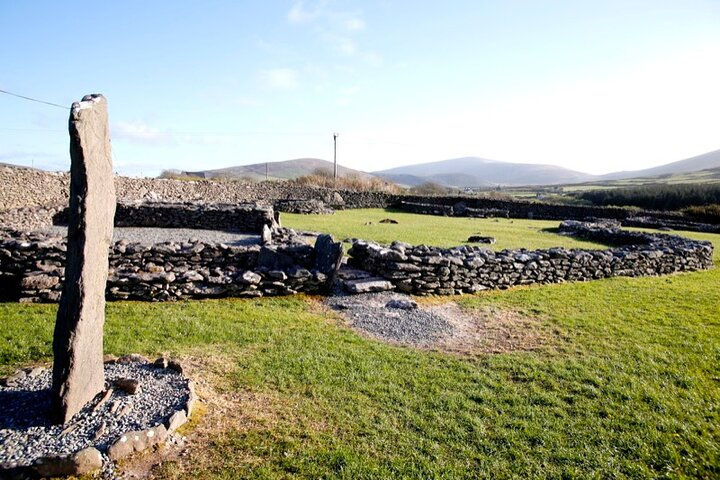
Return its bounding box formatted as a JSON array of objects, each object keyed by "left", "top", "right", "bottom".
[
  {"left": 347, "top": 220, "right": 714, "bottom": 295},
  {"left": 0, "top": 221, "right": 713, "bottom": 302},
  {"left": 0, "top": 355, "right": 196, "bottom": 477}
]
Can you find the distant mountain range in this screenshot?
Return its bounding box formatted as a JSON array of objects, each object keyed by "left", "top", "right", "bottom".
[
  {"left": 373, "top": 157, "right": 596, "bottom": 187},
  {"left": 0, "top": 162, "right": 35, "bottom": 170},
  {"left": 4, "top": 147, "right": 712, "bottom": 188},
  {"left": 595, "top": 149, "right": 720, "bottom": 182},
  {"left": 373, "top": 149, "right": 720, "bottom": 187},
  {"left": 182, "top": 158, "right": 373, "bottom": 182},
  {"left": 174, "top": 148, "right": 720, "bottom": 187}
]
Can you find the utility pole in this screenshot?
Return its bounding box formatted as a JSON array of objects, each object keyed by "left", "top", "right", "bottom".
[
  {"left": 333, "top": 132, "right": 339, "bottom": 180},
  {"left": 265, "top": 162, "right": 268, "bottom": 181}
]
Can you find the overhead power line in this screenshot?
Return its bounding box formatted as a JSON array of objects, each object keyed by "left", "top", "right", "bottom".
[{"left": 0, "top": 88, "right": 69, "bottom": 110}]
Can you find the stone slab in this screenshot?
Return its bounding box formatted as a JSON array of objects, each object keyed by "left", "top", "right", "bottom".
[
  {"left": 52, "top": 94, "right": 116, "bottom": 424},
  {"left": 344, "top": 278, "right": 395, "bottom": 293}
]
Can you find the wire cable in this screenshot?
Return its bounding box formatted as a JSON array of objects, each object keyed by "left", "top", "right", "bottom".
[{"left": 0, "top": 89, "right": 69, "bottom": 110}]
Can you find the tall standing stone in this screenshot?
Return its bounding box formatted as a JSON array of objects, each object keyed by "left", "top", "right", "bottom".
[{"left": 52, "top": 94, "right": 116, "bottom": 424}]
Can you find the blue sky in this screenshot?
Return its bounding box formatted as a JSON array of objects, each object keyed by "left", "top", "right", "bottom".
[{"left": 1, "top": 1, "right": 719, "bottom": 177}]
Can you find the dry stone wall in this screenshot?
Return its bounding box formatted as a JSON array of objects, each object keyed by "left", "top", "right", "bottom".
[
  {"left": 346, "top": 220, "right": 714, "bottom": 295},
  {"left": 1, "top": 201, "right": 277, "bottom": 234},
  {"left": 275, "top": 199, "right": 335, "bottom": 215},
  {"left": 395, "top": 199, "right": 720, "bottom": 233},
  {"left": 53, "top": 202, "right": 278, "bottom": 233},
  {"left": 0, "top": 229, "right": 340, "bottom": 303},
  {"left": 397, "top": 197, "right": 633, "bottom": 220},
  {"left": 1, "top": 220, "right": 713, "bottom": 302},
  {"left": 2, "top": 165, "right": 719, "bottom": 232},
  {"left": 0, "top": 166, "right": 360, "bottom": 211},
  {"left": 0, "top": 167, "right": 69, "bottom": 210}
]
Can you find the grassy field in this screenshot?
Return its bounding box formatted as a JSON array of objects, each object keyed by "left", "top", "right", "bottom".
[
  {"left": 282, "top": 209, "right": 608, "bottom": 251},
  {"left": 1, "top": 211, "right": 718, "bottom": 479}
]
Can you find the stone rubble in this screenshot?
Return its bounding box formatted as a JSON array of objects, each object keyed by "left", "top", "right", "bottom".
[{"left": 467, "top": 235, "right": 496, "bottom": 244}]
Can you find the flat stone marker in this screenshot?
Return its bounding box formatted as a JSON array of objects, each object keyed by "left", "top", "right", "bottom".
[
  {"left": 344, "top": 278, "right": 395, "bottom": 294},
  {"left": 52, "top": 94, "right": 116, "bottom": 424}
]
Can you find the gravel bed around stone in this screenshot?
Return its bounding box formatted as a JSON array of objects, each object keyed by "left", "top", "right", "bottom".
[
  {"left": 39, "top": 226, "right": 261, "bottom": 246},
  {"left": 0, "top": 360, "right": 189, "bottom": 471},
  {"left": 325, "top": 292, "right": 454, "bottom": 346}
]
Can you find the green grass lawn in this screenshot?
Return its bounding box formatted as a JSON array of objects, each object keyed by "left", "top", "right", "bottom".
[
  {"left": 282, "top": 208, "right": 608, "bottom": 251},
  {"left": 1, "top": 211, "right": 718, "bottom": 479}
]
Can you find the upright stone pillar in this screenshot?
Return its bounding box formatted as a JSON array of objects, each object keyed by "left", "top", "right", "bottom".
[{"left": 52, "top": 94, "right": 116, "bottom": 424}]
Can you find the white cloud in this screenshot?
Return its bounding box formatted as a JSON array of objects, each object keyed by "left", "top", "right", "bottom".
[
  {"left": 288, "top": 0, "right": 364, "bottom": 32},
  {"left": 343, "top": 17, "right": 365, "bottom": 32},
  {"left": 362, "top": 51, "right": 382, "bottom": 67},
  {"left": 112, "top": 121, "right": 173, "bottom": 145},
  {"left": 287, "top": 1, "right": 323, "bottom": 24},
  {"left": 287, "top": 1, "right": 371, "bottom": 60},
  {"left": 258, "top": 68, "right": 300, "bottom": 89},
  {"left": 335, "top": 36, "right": 357, "bottom": 56},
  {"left": 112, "top": 121, "right": 235, "bottom": 148}
]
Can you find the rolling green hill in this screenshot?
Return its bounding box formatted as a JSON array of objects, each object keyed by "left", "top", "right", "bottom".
[
  {"left": 374, "top": 157, "right": 597, "bottom": 187},
  {"left": 182, "top": 158, "right": 376, "bottom": 181}
]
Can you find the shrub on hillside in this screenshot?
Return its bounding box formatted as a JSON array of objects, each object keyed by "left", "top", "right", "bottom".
[
  {"left": 158, "top": 169, "right": 195, "bottom": 180},
  {"left": 292, "top": 173, "right": 404, "bottom": 193},
  {"left": 682, "top": 204, "right": 720, "bottom": 223},
  {"left": 409, "top": 182, "right": 451, "bottom": 195}
]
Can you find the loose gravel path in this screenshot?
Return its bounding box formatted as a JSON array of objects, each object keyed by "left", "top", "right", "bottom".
[
  {"left": 40, "top": 226, "right": 261, "bottom": 246},
  {"left": 326, "top": 291, "right": 548, "bottom": 354},
  {"left": 325, "top": 292, "right": 454, "bottom": 346}
]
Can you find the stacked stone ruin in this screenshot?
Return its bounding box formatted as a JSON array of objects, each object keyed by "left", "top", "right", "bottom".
[
  {"left": 0, "top": 228, "right": 341, "bottom": 303},
  {"left": 1, "top": 219, "right": 713, "bottom": 302},
  {"left": 56, "top": 201, "right": 278, "bottom": 232},
  {"left": 346, "top": 220, "right": 714, "bottom": 296}
]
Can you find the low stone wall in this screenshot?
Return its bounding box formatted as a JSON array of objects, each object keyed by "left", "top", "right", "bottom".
[
  {"left": 0, "top": 229, "right": 341, "bottom": 303},
  {"left": 275, "top": 199, "right": 334, "bottom": 215},
  {"left": 54, "top": 201, "right": 278, "bottom": 233},
  {"left": 398, "top": 201, "right": 453, "bottom": 216},
  {"left": 395, "top": 199, "right": 720, "bottom": 233},
  {"left": 0, "top": 166, "right": 376, "bottom": 212},
  {"left": 346, "top": 220, "right": 714, "bottom": 295},
  {"left": 0, "top": 205, "right": 65, "bottom": 231},
  {"left": 622, "top": 216, "right": 720, "bottom": 234},
  {"left": 397, "top": 199, "right": 634, "bottom": 221},
  {"left": 3, "top": 165, "right": 719, "bottom": 232},
  {"left": 0, "top": 167, "right": 69, "bottom": 210}
]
